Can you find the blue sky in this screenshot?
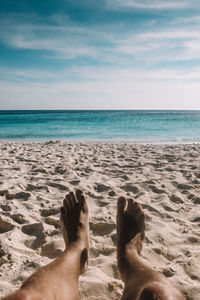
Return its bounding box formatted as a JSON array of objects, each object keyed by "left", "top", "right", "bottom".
[{"left": 1, "top": 0, "right": 200, "bottom": 109}]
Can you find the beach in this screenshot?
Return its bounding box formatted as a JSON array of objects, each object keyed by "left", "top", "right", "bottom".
[{"left": 0, "top": 141, "right": 199, "bottom": 300}]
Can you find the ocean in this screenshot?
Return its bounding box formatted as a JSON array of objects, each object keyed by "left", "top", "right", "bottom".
[{"left": 0, "top": 110, "right": 200, "bottom": 143}]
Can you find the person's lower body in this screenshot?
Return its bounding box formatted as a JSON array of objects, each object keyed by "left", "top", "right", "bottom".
[{"left": 2, "top": 190, "right": 185, "bottom": 300}]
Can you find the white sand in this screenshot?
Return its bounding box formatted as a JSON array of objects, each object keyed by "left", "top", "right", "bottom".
[{"left": 0, "top": 141, "right": 199, "bottom": 300}]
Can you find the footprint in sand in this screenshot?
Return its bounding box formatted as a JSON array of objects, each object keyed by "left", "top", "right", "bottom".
[
  {"left": 0, "top": 257, "right": 8, "bottom": 266},
  {"left": 0, "top": 217, "right": 14, "bottom": 233},
  {"left": 41, "top": 207, "right": 59, "bottom": 217},
  {"left": 54, "top": 165, "right": 67, "bottom": 175},
  {"left": 26, "top": 184, "right": 36, "bottom": 192},
  {"left": 10, "top": 214, "right": 27, "bottom": 224},
  {"left": 120, "top": 184, "right": 139, "bottom": 194},
  {"left": 162, "top": 268, "right": 175, "bottom": 278},
  {"left": 120, "top": 175, "right": 129, "bottom": 181},
  {"left": 108, "top": 191, "right": 116, "bottom": 197},
  {"left": 0, "top": 190, "right": 9, "bottom": 196},
  {"left": 22, "top": 223, "right": 45, "bottom": 250},
  {"left": 26, "top": 184, "right": 49, "bottom": 193},
  {"left": 40, "top": 240, "right": 64, "bottom": 259},
  {"left": 187, "top": 236, "right": 199, "bottom": 244},
  {"left": 148, "top": 184, "right": 165, "bottom": 194},
  {"left": 1, "top": 204, "right": 11, "bottom": 212},
  {"left": 191, "top": 216, "right": 200, "bottom": 223},
  {"left": 44, "top": 217, "right": 60, "bottom": 228},
  {"left": 141, "top": 204, "right": 160, "bottom": 214},
  {"left": 172, "top": 181, "right": 193, "bottom": 190},
  {"left": 189, "top": 195, "right": 200, "bottom": 204},
  {"left": 95, "top": 184, "right": 110, "bottom": 193},
  {"left": 90, "top": 221, "right": 115, "bottom": 236},
  {"left": 99, "top": 201, "right": 110, "bottom": 207},
  {"left": 161, "top": 203, "right": 177, "bottom": 212},
  {"left": 184, "top": 259, "right": 200, "bottom": 280},
  {"left": 69, "top": 180, "right": 80, "bottom": 186},
  {"left": 6, "top": 192, "right": 31, "bottom": 201},
  {"left": 46, "top": 182, "right": 68, "bottom": 191},
  {"left": 169, "top": 194, "right": 184, "bottom": 204},
  {"left": 194, "top": 172, "right": 200, "bottom": 179},
  {"left": 31, "top": 167, "right": 47, "bottom": 174}
]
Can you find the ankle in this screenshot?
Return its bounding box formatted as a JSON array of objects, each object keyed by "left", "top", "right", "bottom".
[
  {"left": 125, "top": 233, "right": 143, "bottom": 256},
  {"left": 117, "top": 248, "right": 141, "bottom": 282},
  {"left": 65, "top": 239, "right": 88, "bottom": 253}
]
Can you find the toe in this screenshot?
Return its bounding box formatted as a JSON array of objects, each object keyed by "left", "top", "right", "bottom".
[
  {"left": 135, "top": 204, "right": 142, "bottom": 218},
  {"left": 132, "top": 201, "right": 138, "bottom": 212},
  {"left": 76, "top": 189, "right": 88, "bottom": 213},
  {"left": 131, "top": 201, "right": 142, "bottom": 219},
  {"left": 63, "top": 197, "right": 70, "bottom": 211},
  {"left": 60, "top": 198, "right": 70, "bottom": 229},
  {"left": 60, "top": 206, "right": 66, "bottom": 215},
  {"left": 117, "top": 197, "right": 126, "bottom": 214},
  {"left": 127, "top": 199, "right": 145, "bottom": 239},
  {"left": 65, "top": 194, "right": 73, "bottom": 224},
  {"left": 65, "top": 194, "right": 72, "bottom": 210},
  {"left": 69, "top": 191, "right": 76, "bottom": 202},
  {"left": 139, "top": 212, "right": 145, "bottom": 240},
  {"left": 68, "top": 192, "right": 76, "bottom": 208},
  {"left": 127, "top": 198, "right": 134, "bottom": 211}
]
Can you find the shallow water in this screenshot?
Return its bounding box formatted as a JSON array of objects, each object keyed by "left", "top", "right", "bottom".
[{"left": 0, "top": 110, "right": 200, "bottom": 142}]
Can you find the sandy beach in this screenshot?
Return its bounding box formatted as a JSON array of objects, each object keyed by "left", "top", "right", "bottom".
[{"left": 0, "top": 141, "right": 199, "bottom": 300}]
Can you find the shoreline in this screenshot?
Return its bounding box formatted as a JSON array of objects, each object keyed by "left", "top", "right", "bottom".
[
  {"left": 1, "top": 139, "right": 200, "bottom": 145},
  {"left": 0, "top": 142, "right": 199, "bottom": 299}
]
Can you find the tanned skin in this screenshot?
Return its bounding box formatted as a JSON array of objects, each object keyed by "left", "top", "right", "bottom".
[
  {"left": 117, "top": 196, "right": 186, "bottom": 300},
  {"left": 2, "top": 189, "right": 89, "bottom": 300},
  {"left": 2, "top": 190, "right": 186, "bottom": 300}
]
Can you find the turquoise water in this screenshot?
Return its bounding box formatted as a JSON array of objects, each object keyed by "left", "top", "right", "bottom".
[{"left": 0, "top": 110, "right": 200, "bottom": 142}]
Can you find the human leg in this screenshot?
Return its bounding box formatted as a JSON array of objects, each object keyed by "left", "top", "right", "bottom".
[
  {"left": 2, "top": 190, "right": 89, "bottom": 300},
  {"left": 116, "top": 197, "right": 186, "bottom": 300}
]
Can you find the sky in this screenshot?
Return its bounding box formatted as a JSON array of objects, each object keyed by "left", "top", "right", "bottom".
[{"left": 1, "top": 0, "right": 200, "bottom": 110}]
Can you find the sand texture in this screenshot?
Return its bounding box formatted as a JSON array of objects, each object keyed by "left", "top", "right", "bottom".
[{"left": 0, "top": 141, "right": 199, "bottom": 300}]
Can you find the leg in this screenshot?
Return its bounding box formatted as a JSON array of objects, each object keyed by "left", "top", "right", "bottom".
[
  {"left": 2, "top": 190, "right": 89, "bottom": 300},
  {"left": 117, "top": 197, "right": 186, "bottom": 300}
]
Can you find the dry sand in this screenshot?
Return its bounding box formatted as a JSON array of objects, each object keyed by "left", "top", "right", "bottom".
[{"left": 0, "top": 141, "right": 199, "bottom": 300}]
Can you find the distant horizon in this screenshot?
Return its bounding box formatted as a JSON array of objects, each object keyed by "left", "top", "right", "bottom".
[{"left": 1, "top": 109, "right": 200, "bottom": 112}]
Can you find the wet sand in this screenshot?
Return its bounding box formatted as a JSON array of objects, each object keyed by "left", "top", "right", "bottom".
[{"left": 0, "top": 141, "right": 199, "bottom": 300}]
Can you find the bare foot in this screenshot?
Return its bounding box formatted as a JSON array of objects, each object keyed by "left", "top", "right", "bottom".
[
  {"left": 117, "top": 196, "right": 145, "bottom": 258},
  {"left": 117, "top": 197, "right": 186, "bottom": 300},
  {"left": 60, "top": 189, "right": 89, "bottom": 272}
]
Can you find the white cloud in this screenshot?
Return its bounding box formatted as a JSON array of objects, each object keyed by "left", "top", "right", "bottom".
[
  {"left": 8, "top": 34, "right": 100, "bottom": 59},
  {"left": 0, "top": 17, "right": 109, "bottom": 60},
  {"left": 106, "top": 0, "right": 188, "bottom": 10},
  {"left": 2, "top": 12, "right": 200, "bottom": 67},
  {"left": 137, "top": 30, "right": 200, "bottom": 40},
  {"left": 4, "top": 25, "right": 200, "bottom": 66},
  {"left": 183, "top": 40, "right": 200, "bottom": 55},
  {"left": 1, "top": 78, "right": 200, "bottom": 110},
  {"left": 112, "top": 28, "right": 200, "bottom": 64},
  {"left": 1, "top": 65, "right": 200, "bottom": 110}
]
